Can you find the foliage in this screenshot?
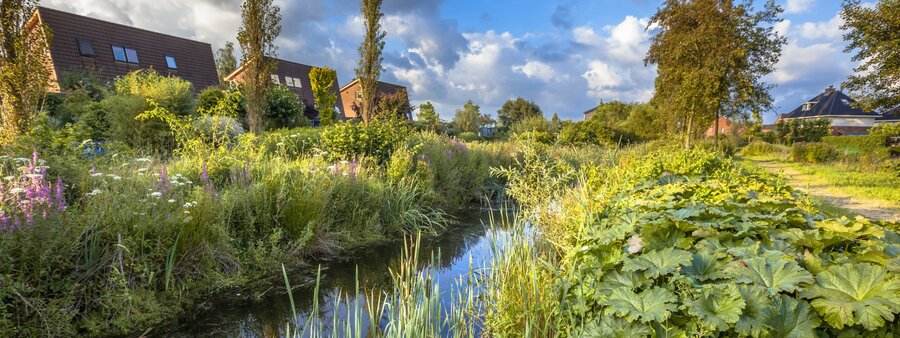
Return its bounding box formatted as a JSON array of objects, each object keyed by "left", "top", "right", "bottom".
[
  {"left": 791, "top": 142, "right": 837, "bottom": 163},
  {"left": 453, "top": 100, "right": 487, "bottom": 134},
  {"left": 265, "top": 84, "right": 309, "bottom": 130},
  {"left": 497, "top": 97, "right": 542, "bottom": 130},
  {"left": 215, "top": 41, "right": 238, "bottom": 83},
  {"left": 355, "top": 0, "right": 386, "bottom": 122},
  {"left": 822, "top": 135, "right": 891, "bottom": 162},
  {"left": 774, "top": 118, "right": 832, "bottom": 144},
  {"left": 497, "top": 144, "right": 900, "bottom": 336},
  {"left": 320, "top": 120, "right": 410, "bottom": 163},
  {"left": 374, "top": 88, "right": 413, "bottom": 121},
  {"left": 741, "top": 141, "right": 789, "bottom": 157},
  {"left": 0, "top": 0, "right": 52, "bottom": 143},
  {"left": 840, "top": 0, "right": 900, "bottom": 112},
  {"left": 309, "top": 66, "right": 339, "bottom": 126},
  {"left": 197, "top": 87, "right": 226, "bottom": 113},
  {"left": 104, "top": 94, "right": 175, "bottom": 151},
  {"left": 557, "top": 118, "right": 618, "bottom": 146},
  {"left": 416, "top": 101, "right": 440, "bottom": 131},
  {"left": 646, "top": 0, "right": 785, "bottom": 148},
  {"left": 237, "top": 0, "right": 282, "bottom": 133},
  {"left": 114, "top": 69, "right": 195, "bottom": 117}
]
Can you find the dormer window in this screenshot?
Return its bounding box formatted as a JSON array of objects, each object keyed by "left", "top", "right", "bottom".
[{"left": 802, "top": 102, "right": 816, "bottom": 111}]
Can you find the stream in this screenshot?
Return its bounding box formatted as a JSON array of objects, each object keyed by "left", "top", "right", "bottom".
[{"left": 159, "top": 209, "right": 508, "bottom": 337}]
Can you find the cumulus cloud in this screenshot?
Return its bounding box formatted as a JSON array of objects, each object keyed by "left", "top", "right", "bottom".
[
  {"left": 514, "top": 61, "right": 556, "bottom": 82},
  {"left": 551, "top": 6, "right": 573, "bottom": 30}
]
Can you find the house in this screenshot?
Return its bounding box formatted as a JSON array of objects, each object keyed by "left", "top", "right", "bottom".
[
  {"left": 29, "top": 6, "right": 219, "bottom": 92},
  {"left": 224, "top": 58, "right": 346, "bottom": 121},
  {"left": 583, "top": 103, "right": 602, "bottom": 120},
  {"left": 339, "top": 79, "right": 410, "bottom": 120},
  {"left": 876, "top": 106, "right": 900, "bottom": 125},
  {"left": 703, "top": 116, "right": 744, "bottom": 138},
  {"left": 781, "top": 86, "right": 882, "bottom": 135}
]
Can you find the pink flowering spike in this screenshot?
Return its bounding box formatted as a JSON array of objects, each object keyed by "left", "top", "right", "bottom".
[
  {"left": 201, "top": 164, "right": 209, "bottom": 182},
  {"left": 55, "top": 178, "right": 66, "bottom": 212},
  {"left": 32, "top": 150, "right": 39, "bottom": 167}
]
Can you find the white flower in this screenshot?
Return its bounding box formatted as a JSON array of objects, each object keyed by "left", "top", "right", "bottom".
[
  {"left": 276, "top": 142, "right": 285, "bottom": 146},
  {"left": 88, "top": 189, "right": 102, "bottom": 196},
  {"left": 149, "top": 192, "right": 163, "bottom": 198},
  {"left": 25, "top": 174, "right": 43, "bottom": 179},
  {"left": 167, "top": 199, "right": 176, "bottom": 203},
  {"left": 136, "top": 158, "right": 152, "bottom": 163},
  {"left": 3, "top": 176, "right": 14, "bottom": 181},
  {"left": 137, "top": 168, "right": 148, "bottom": 173},
  {"left": 113, "top": 176, "right": 122, "bottom": 180},
  {"left": 626, "top": 235, "right": 644, "bottom": 254},
  {"left": 290, "top": 134, "right": 299, "bottom": 138},
  {"left": 8, "top": 188, "right": 25, "bottom": 194},
  {"left": 91, "top": 173, "right": 103, "bottom": 177},
  {"left": 339, "top": 160, "right": 349, "bottom": 165}
]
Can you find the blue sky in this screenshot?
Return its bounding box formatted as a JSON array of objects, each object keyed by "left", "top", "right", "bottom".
[{"left": 45, "top": 0, "right": 858, "bottom": 123}]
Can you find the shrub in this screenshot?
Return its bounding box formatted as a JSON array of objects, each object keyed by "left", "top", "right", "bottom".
[
  {"left": 192, "top": 115, "right": 245, "bottom": 145},
  {"left": 265, "top": 85, "right": 309, "bottom": 130},
  {"left": 258, "top": 127, "right": 321, "bottom": 158},
  {"left": 821, "top": 135, "right": 890, "bottom": 161},
  {"left": 320, "top": 120, "right": 411, "bottom": 163},
  {"left": 557, "top": 119, "right": 616, "bottom": 146},
  {"left": 114, "top": 69, "right": 195, "bottom": 116},
  {"left": 774, "top": 118, "right": 831, "bottom": 144},
  {"left": 104, "top": 94, "right": 174, "bottom": 151},
  {"left": 512, "top": 131, "right": 555, "bottom": 144},
  {"left": 457, "top": 132, "right": 480, "bottom": 142},
  {"left": 196, "top": 87, "right": 225, "bottom": 113},
  {"left": 791, "top": 142, "right": 837, "bottom": 163},
  {"left": 741, "top": 141, "right": 789, "bottom": 156}
]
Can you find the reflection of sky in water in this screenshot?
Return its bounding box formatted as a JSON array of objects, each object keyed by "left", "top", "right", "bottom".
[{"left": 160, "top": 209, "right": 510, "bottom": 337}]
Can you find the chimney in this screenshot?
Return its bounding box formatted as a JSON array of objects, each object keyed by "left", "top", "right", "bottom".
[{"left": 824, "top": 85, "right": 836, "bottom": 95}]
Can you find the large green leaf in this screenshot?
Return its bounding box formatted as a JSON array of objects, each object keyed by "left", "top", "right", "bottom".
[
  {"left": 683, "top": 250, "right": 728, "bottom": 282},
  {"left": 622, "top": 248, "right": 692, "bottom": 278},
  {"left": 726, "top": 253, "right": 813, "bottom": 295},
  {"left": 687, "top": 284, "right": 746, "bottom": 331},
  {"left": 735, "top": 285, "right": 773, "bottom": 338},
  {"left": 764, "top": 295, "right": 821, "bottom": 338},
  {"left": 579, "top": 316, "right": 652, "bottom": 338},
  {"left": 801, "top": 263, "right": 900, "bottom": 330},
  {"left": 605, "top": 287, "right": 678, "bottom": 323}
]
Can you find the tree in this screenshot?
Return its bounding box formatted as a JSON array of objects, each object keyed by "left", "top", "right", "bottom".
[
  {"left": 236, "top": 0, "right": 281, "bottom": 134},
  {"left": 374, "top": 88, "right": 413, "bottom": 121},
  {"left": 355, "top": 0, "right": 386, "bottom": 123},
  {"left": 645, "top": 0, "right": 785, "bottom": 148},
  {"left": 550, "top": 112, "right": 562, "bottom": 132},
  {"left": 215, "top": 42, "right": 238, "bottom": 84},
  {"left": 841, "top": 0, "right": 900, "bottom": 112},
  {"left": 0, "top": 0, "right": 52, "bottom": 144},
  {"left": 309, "top": 66, "right": 338, "bottom": 126},
  {"left": 497, "top": 97, "right": 542, "bottom": 129},
  {"left": 417, "top": 101, "right": 440, "bottom": 131},
  {"left": 453, "top": 100, "right": 483, "bottom": 133}
]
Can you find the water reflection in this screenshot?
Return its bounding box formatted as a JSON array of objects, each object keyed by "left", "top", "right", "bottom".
[{"left": 162, "top": 209, "right": 505, "bottom": 337}]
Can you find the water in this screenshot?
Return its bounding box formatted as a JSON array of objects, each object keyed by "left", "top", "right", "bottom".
[{"left": 161, "top": 209, "right": 507, "bottom": 337}]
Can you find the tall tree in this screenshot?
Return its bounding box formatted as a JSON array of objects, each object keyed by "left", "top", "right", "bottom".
[
  {"left": 309, "top": 66, "right": 338, "bottom": 126},
  {"left": 374, "top": 89, "right": 413, "bottom": 121},
  {"left": 645, "top": 0, "right": 784, "bottom": 148},
  {"left": 236, "top": 0, "right": 281, "bottom": 134},
  {"left": 0, "top": 0, "right": 51, "bottom": 143},
  {"left": 417, "top": 101, "right": 440, "bottom": 131},
  {"left": 497, "top": 97, "right": 542, "bottom": 130},
  {"left": 355, "top": 0, "right": 385, "bottom": 123},
  {"left": 841, "top": 0, "right": 900, "bottom": 112},
  {"left": 453, "top": 100, "right": 483, "bottom": 133},
  {"left": 215, "top": 42, "right": 238, "bottom": 84}
]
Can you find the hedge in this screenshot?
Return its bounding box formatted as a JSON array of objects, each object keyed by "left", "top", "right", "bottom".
[
  {"left": 791, "top": 142, "right": 837, "bottom": 163},
  {"left": 821, "top": 135, "right": 890, "bottom": 160}
]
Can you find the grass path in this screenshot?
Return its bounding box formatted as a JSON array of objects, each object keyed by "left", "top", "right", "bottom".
[{"left": 743, "top": 157, "right": 900, "bottom": 222}]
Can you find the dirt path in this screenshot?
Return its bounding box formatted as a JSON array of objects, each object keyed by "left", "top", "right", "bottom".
[{"left": 749, "top": 158, "right": 900, "bottom": 222}]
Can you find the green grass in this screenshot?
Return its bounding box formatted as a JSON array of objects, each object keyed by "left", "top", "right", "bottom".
[{"left": 743, "top": 154, "right": 900, "bottom": 208}]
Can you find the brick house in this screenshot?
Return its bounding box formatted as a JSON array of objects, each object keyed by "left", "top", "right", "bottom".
[
  {"left": 339, "top": 79, "right": 410, "bottom": 120},
  {"left": 224, "top": 58, "right": 346, "bottom": 121},
  {"left": 29, "top": 6, "right": 219, "bottom": 92},
  {"left": 704, "top": 116, "right": 744, "bottom": 138},
  {"left": 781, "top": 86, "right": 883, "bottom": 135}
]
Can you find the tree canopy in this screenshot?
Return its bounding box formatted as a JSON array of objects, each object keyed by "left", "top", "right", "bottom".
[
  {"left": 215, "top": 42, "right": 238, "bottom": 84},
  {"left": 236, "top": 0, "right": 282, "bottom": 134},
  {"left": 355, "top": 0, "right": 386, "bottom": 123},
  {"left": 309, "top": 66, "right": 339, "bottom": 126},
  {"left": 417, "top": 101, "right": 440, "bottom": 131},
  {"left": 497, "top": 97, "right": 542, "bottom": 129},
  {"left": 841, "top": 0, "right": 900, "bottom": 112},
  {"left": 645, "top": 0, "right": 784, "bottom": 148},
  {"left": 454, "top": 100, "right": 486, "bottom": 134}
]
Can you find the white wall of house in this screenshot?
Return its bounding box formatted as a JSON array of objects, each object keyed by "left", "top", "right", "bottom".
[{"left": 786, "top": 116, "right": 876, "bottom": 127}]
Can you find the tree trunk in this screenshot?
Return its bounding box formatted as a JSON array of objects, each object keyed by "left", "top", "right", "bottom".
[
  {"left": 685, "top": 114, "right": 693, "bottom": 149},
  {"left": 714, "top": 111, "right": 720, "bottom": 151}
]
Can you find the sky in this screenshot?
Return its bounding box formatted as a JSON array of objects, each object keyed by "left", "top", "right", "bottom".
[{"left": 43, "top": 0, "right": 860, "bottom": 123}]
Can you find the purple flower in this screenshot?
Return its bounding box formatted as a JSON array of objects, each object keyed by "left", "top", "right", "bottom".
[
  {"left": 55, "top": 178, "right": 66, "bottom": 212},
  {"left": 159, "top": 166, "right": 171, "bottom": 193},
  {"left": 201, "top": 164, "right": 209, "bottom": 182}
]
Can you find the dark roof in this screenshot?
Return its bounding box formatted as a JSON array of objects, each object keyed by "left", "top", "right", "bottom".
[
  {"left": 877, "top": 106, "right": 900, "bottom": 121},
  {"left": 35, "top": 6, "right": 219, "bottom": 91},
  {"left": 338, "top": 78, "right": 407, "bottom": 93},
  {"left": 783, "top": 86, "right": 880, "bottom": 119},
  {"left": 583, "top": 105, "right": 600, "bottom": 115}
]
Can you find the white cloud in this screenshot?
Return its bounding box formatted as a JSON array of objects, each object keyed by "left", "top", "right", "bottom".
[
  {"left": 513, "top": 61, "right": 556, "bottom": 82},
  {"left": 796, "top": 15, "right": 844, "bottom": 40},
  {"left": 785, "top": 0, "right": 815, "bottom": 14}
]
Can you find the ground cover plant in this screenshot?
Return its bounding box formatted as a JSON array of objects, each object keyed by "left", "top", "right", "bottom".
[{"left": 486, "top": 144, "right": 900, "bottom": 337}]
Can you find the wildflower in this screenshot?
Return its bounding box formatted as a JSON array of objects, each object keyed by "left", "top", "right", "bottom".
[
  {"left": 9, "top": 188, "right": 25, "bottom": 194},
  {"left": 201, "top": 164, "right": 209, "bottom": 182},
  {"left": 91, "top": 172, "right": 103, "bottom": 177},
  {"left": 136, "top": 158, "right": 152, "bottom": 163},
  {"left": 276, "top": 142, "right": 285, "bottom": 147},
  {"left": 88, "top": 189, "right": 102, "bottom": 196},
  {"left": 25, "top": 174, "right": 43, "bottom": 179},
  {"left": 290, "top": 134, "right": 299, "bottom": 138},
  {"left": 626, "top": 235, "right": 644, "bottom": 254},
  {"left": 168, "top": 199, "right": 176, "bottom": 203},
  {"left": 112, "top": 176, "right": 122, "bottom": 180},
  {"left": 137, "top": 168, "right": 148, "bottom": 173},
  {"left": 149, "top": 192, "right": 163, "bottom": 198}
]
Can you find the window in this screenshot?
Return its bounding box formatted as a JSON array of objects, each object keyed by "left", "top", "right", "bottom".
[
  {"left": 802, "top": 102, "right": 816, "bottom": 111},
  {"left": 285, "top": 77, "right": 302, "bottom": 88},
  {"left": 356, "top": 90, "right": 362, "bottom": 100},
  {"left": 76, "top": 38, "right": 94, "bottom": 57},
  {"left": 112, "top": 45, "right": 138, "bottom": 64},
  {"left": 165, "top": 55, "right": 177, "bottom": 69},
  {"left": 271, "top": 74, "right": 281, "bottom": 84}
]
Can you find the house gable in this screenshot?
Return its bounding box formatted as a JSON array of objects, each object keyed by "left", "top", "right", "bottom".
[{"left": 338, "top": 79, "right": 408, "bottom": 119}]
